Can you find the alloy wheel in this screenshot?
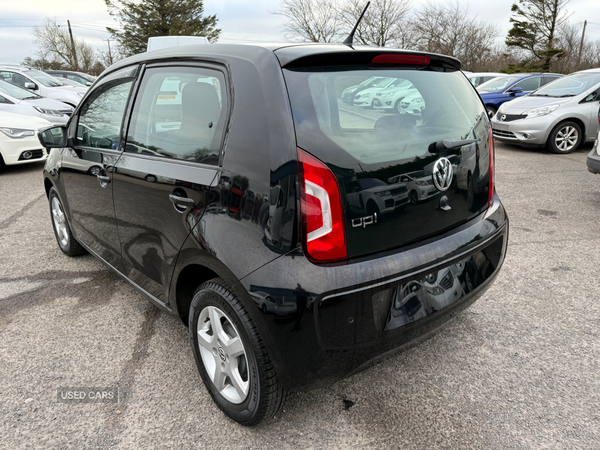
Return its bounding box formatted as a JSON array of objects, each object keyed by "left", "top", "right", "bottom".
[
  {"left": 51, "top": 197, "right": 69, "bottom": 248},
  {"left": 196, "top": 305, "right": 249, "bottom": 404},
  {"left": 555, "top": 126, "right": 578, "bottom": 152}
]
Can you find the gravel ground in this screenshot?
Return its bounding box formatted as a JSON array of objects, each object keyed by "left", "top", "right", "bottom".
[{"left": 0, "top": 141, "right": 599, "bottom": 449}]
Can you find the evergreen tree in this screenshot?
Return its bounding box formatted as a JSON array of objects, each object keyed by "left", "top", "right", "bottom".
[
  {"left": 106, "top": 0, "right": 220, "bottom": 57},
  {"left": 505, "top": 0, "right": 570, "bottom": 72}
]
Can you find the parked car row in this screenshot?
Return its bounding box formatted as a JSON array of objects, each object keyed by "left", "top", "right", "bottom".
[
  {"left": 363, "top": 68, "right": 600, "bottom": 155},
  {"left": 487, "top": 69, "right": 600, "bottom": 153},
  {"left": 0, "top": 65, "right": 95, "bottom": 174}
]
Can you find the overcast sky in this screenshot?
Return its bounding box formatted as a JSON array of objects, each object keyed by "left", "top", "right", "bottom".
[{"left": 1, "top": 0, "right": 599, "bottom": 66}]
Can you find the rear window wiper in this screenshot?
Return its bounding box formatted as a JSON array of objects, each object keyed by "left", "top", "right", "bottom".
[{"left": 429, "top": 138, "right": 479, "bottom": 153}]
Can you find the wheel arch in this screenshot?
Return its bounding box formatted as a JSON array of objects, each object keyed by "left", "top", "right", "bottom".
[
  {"left": 169, "top": 248, "right": 249, "bottom": 327},
  {"left": 548, "top": 117, "right": 586, "bottom": 143},
  {"left": 44, "top": 177, "right": 53, "bottom": 197}
]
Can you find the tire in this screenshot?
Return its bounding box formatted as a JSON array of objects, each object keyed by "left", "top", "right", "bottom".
[
  {"left": 547, "top": 121, "right": 582, "bottom": 154},
  {"left": 394, "top": 99, "right": 403, "bottom": 114},
  {"left": 261, "top": 303, "right": 267, "bottom": 314},
  {"left": 410, "top": 190, "right": 419, "bottom": 205},
  {"left": 189, "top": 278, "right": 285, "bottom": 426},
  {"left": 366, "top": 200, "right": 380, "bottom": 216},
  {"left": 0, "top": 153, "right": 5, "bottom": 174},
  {"left": 485, "top": 106, "right": 497, "bottom": 120},
  {"left": 48, "top": 187, "right": 86, "bottom": 256}
]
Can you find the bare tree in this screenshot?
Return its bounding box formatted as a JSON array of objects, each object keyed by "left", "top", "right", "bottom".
[
  {"left": 32, "top": 18, "right": 97, "bottom": 71},
  {"left": 339, "top": 0, "right": 412, "bottom": 47},
  {"left": 275, "top": 0, "right": 341, "bottom": 43},
  {"left": 413, "top": 2, "right": 498, "bottom": 71},
  {"left": 551, "top": 22, "right": 600, "bottom": 73}
]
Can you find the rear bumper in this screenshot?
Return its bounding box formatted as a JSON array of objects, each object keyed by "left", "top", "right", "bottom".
[
  {"left": 240, "top": 195, "right": 508, "bottom": 390},
  {"left": 587, "top": 143, "right": 600, "bottom": 174}
]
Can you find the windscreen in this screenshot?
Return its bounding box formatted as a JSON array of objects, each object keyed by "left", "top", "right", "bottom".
[
  {"left": 26, "top": 69, "right": 65, "bottom": 87},
  {"left": 0, "top": 79, "right": 41, "bottom": 99},
  {"left": 530, "top": 72, "right": 600, "bottom": 97},
  {"left": 477, "top": 76, "right": 521, "bottom": 92}
]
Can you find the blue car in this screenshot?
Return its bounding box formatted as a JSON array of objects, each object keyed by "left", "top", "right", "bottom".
[{"left": 477, "top": 73, "right": 563, "bottom": 118}]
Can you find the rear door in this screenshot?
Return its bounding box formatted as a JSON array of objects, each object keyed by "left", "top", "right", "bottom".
[
  {"left": 60, "top": 67, "right": 136, "bottom": 267},
  {"left": 283, "top": 57, "right": 492, "bottom": 258},
  {"left": 112, "top": 63, "right": 228, "bottom": 303}
]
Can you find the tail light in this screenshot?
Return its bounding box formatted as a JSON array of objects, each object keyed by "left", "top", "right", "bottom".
[
  {"left": 297, "top": 148, "right": 347, "bottom": 262},
  {"left": 488, "top": 128, "right": 495, "bottom": 207}
]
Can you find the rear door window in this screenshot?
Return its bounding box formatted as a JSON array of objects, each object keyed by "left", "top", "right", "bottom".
[{"left": 124, "top": 65, "right": 227, "bottom": 165}]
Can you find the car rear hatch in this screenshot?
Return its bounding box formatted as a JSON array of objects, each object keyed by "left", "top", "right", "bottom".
[{"left": 280, "top": 49, "right": 493, "bottom": 260}]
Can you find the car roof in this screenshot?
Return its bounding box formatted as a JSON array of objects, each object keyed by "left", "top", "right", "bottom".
[
  {"left": 574, "top": 68, "right": 600, "bottom": 74},
  {"left": 467, "top": 72, "right": 505, "bottom": 77},
  {"left": 105, "top": 43, "right": 462, "bottom": 77}
]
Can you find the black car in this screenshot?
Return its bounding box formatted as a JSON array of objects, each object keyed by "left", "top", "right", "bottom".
[
  {"left": 44, "top": 70, "right": 96, "bottom": 87},
  {"left": 39, "top": 43, "right": 508, "bottom": 426}
]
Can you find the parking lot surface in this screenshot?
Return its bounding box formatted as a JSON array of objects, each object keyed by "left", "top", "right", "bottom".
[{"left": 1, "top": 141, "right": 599, "bottom": 449}]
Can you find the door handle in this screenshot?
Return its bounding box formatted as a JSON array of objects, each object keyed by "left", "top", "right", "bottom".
[{"left": 169, "top": 194, "right": 194, "bottom": 206}]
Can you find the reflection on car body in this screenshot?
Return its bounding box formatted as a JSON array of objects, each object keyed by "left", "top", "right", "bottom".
[
  {"left": 389, "top": 171, "right": 438, "bottom": 205},
  {"left": 346, "top": 177, "right": 408, "bottom": 216}
]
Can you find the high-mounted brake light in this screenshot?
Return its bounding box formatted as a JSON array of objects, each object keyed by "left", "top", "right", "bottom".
[
  {"left": 371, "top": 55, "right": 431, "bottom": 65},
  {"left": 488, "top": 128, "right": 495, "bottom": 207},
  {"left": 297, "top": 148, "right": 347, "bottom": 263}
]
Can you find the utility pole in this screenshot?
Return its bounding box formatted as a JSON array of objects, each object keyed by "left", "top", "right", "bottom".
[
  {"left": 67, "top": 20, "right": 79, "bottom": 71},
  {"left": 578, "top": 20, "right": 587, "bottom": 66},
  {"left": 103, "top": 38, "right": 113, "bottom": 65}
]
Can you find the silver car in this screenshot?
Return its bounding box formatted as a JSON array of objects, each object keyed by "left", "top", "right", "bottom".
[{"left": 491, "top": 69, "right": 600, "bottom": 153}]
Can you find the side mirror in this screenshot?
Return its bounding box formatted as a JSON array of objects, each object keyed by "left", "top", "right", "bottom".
[
  {"left": 508, "top": 87, "right": 523, "bottom": 95},
  {"left": 24, "top": 82, "right": 37, "bottom": 90},
  {"left": 86, "top": 81, "right": 92, "bottom": 86},
  {"left": 38, "top": 126, "right": 68, "bottom": 149}
]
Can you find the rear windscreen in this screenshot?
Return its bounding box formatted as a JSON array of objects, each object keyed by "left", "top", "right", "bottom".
[{"left": 283, "top": 67, "right": 487, "bottom": 168}]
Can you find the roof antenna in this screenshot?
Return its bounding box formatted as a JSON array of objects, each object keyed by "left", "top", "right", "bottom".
[{"left": 343, "top": 1, "right": 371, "bottom": 47}]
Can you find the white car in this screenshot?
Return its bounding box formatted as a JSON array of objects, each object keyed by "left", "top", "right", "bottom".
[
  {"left": 0, "top": 79, "right": 72, "bottom": 125},
  {"left": 0, "top": 65, "right": 86, "bottom": 107},
  {"left": 421, "top": 266, "right": 465, "bottom": 313},
  {"left": 372, "top": 79, "right": 418, "bottom": 113},
  {"left": 467, "top": 72, "right": 505, "bottom": 88},
  {"left": 388, "top": 171, "right": 438, "bottom": 205},
  {"left": 0, "top": 110, "right": 51, "bottom": 172},
  {"left": 352, "top": 77, "right": 398, "bottom": 107},
  {"left": 345, "top": 178, "right": 409, "bottom": 216},
  {"left": 398, "top": 91, "right": 425, "bottom": 116}
]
